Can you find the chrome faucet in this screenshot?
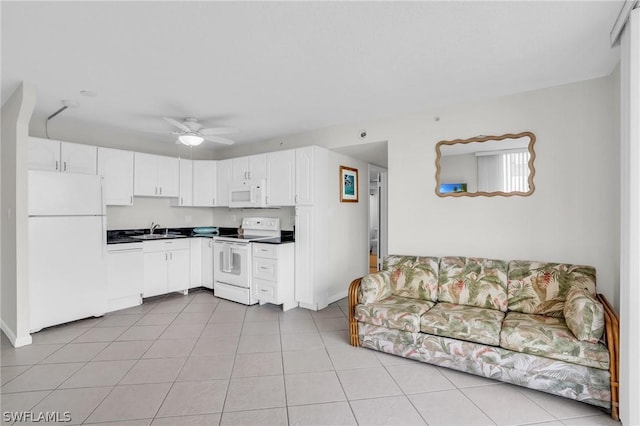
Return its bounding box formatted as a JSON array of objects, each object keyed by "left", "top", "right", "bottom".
[{"left": 150, "top": 222, "right": 160, "bottom": 234}]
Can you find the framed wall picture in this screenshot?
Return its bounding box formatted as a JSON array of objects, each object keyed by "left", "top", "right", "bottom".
[{"left": 340, "top": 166, "right": 359, "bottom": 202}]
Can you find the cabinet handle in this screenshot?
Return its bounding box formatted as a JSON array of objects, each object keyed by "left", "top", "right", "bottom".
[
  {"left": 181, "top": 197, "right": 183, "bottom": 205},
  {"left": 260, "top": 266, "right": 269, "bottom": 270},
  {"left": 212, "top": 197, "right": 215, "bottom": 205},
  {"left": 155, "top": 187, "right": 158, "bottom": 195},
  {"left": 159, "top": 187, "right": 163, "bottom": 195},
  {"left": 63, "top": 161, "right": 67, "bottom": 171},
  {"left": 130, "top": 195, "right": 133, "bottom": 204},
  {"left": 165, "top": 253, "right": 168, "bottom": 261},
  {"left": 55, "top": 160, "right": 59, "bottom": 171},
  {"left": 260, "top": 289, "right": 269, "bottom": 293}
]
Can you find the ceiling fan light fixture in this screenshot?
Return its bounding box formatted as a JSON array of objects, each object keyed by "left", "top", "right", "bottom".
[{"left": 178, "top": 134, "right": 204, "bottom": 146}]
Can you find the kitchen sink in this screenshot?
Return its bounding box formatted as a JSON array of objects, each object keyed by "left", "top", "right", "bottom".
[{"left": 131, "top": 234, "right": 187, "bottom": 240}]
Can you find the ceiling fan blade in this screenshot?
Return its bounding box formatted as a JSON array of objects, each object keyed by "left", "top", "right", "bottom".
[
  {"left": 163, "top": 117, "right": 190, "bottom": 132},
  {"left": 199, "top": 127, "right": 239, "bottom": 136},
  {"left": 203, "top": 135, "right": 235, "bottom": 145}
]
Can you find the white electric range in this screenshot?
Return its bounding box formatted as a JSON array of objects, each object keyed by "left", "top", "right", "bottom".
[{"left": 213, "top": 217, "right": 281, "bottom": 305}]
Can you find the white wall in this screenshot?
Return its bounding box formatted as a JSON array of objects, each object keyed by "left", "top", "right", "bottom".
[
  {"left": 327, "top": 151, "right": 369, "bottom": 301},
  {"left": 223, "top": 75, "right": 619, "bottom": 308},
  {"left": 389, "top": 76, "right": 619, "bottom": 306},
  {"left": 106, "top": 198, "right": 214, "bottom": 230},
  {"left": 1, "top": 82, "right": 36, "bottom": 347}
]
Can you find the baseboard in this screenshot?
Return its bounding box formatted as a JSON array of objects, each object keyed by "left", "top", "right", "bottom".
[
  {"left": 1, "top": 318, "right": 32, "bottom": 348},
  {"left": 328, "top": 290, "right": 348, "bottom": 304}
]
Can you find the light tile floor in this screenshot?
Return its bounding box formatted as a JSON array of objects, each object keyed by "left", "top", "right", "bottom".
[{"left": 1, "top": 289, "right": 620, "bottom": 426}]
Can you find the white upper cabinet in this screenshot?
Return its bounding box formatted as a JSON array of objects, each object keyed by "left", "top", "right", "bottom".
[
  {"left": 28, "top": 137, "right": 60, "bottom": 171},
  {"left": 295, "top": 146, "right": 315, "bottom": 205},
  {"left": 177, "top": 158, "right": 193, "bottom": 206},
  {"left": 193, "top": 160, "right": 217, "bottom": 206},
  {"left": 134, "top": 153, "right": 179, "bottom": 197},
  {"left": 97, "top": 147, "right": 134, "bottom": 206},
  {"left": 28, "top": 137, "right": 96, "bottom": 175},
  {"left": 232, "top": 154, "right": 267, "bottom": 182},
  {"left": 60, "top": 142, "right": 97, "bottom": 174},
  {"left": 266, "top": 149, "right": 295, "bottom": 206},
  {"left": 217, "top": 159, "right": 233, "bottom": 206}
]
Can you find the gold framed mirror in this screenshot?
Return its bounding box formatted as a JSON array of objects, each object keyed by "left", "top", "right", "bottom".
[{"left": 435, "top": 131, "right": 536, "bottom": 197}]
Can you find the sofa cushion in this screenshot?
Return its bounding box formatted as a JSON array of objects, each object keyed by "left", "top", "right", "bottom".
[
  {"left": 563, "top": 287, "right": 605, "bottom": 343},
  {"left": 500, "top": 312, "right": 609, "bottom": 370},
  {"left": 358, "top": 271, "right": 393, "bottom": 304},
  {"left": 507, "top": 261, "right": 597, "bottom": 317},
  {"left": 438, "top": 257, "right": 508, "bottom": 311},
  {"left": 384, "top": 255, "right": 439, "bottom": 302},
  {"left": 355, "top": 295, "right": 435, "bottom": 333},
  {"left": 420, "top": 303, "right": 505, "bottom": 346}
]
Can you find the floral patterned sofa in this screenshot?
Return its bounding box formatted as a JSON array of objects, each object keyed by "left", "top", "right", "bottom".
[{"left": 348, "top": 256, "right": 620, "bottom": 420}]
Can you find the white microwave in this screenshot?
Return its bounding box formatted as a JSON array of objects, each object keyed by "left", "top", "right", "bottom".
[{"left": 228, "top": 179, "right": 267, "bottom": 208}]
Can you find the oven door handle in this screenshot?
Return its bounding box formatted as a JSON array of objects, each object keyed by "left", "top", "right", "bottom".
[
  {"left": 228, "top": 246, "right": 235, "bottom": 270},
  {"left": 221, "top": 244, "right": 232, "bottom": 273}
]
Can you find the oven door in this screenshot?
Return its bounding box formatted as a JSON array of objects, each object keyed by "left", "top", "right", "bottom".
[{"left": 213, "top": 240, "right": 250, "bottom": 288}]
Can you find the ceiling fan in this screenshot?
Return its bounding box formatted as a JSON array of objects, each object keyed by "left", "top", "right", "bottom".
[{"left": 164, "top": 117, "right": 237, "bottom": 146}]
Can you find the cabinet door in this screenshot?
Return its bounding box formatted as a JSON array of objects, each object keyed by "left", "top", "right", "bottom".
[
  {"left": 157, "top": 155, "right": 179, "bottom": 197},
  {"left": 294, "top": 206, "right": 314, "bottom": 305},
  {"left": 193, "top": 160, "right": 216, "bottom": 206},
  {"left": 217, "top": 159, "right": 233, "bottom": 206},
  {"left": 178, "top": 159, "right": 193, "bottom": 206},
  {"left": 295, "top": 147, "right": 314, "bottom": 205},
  {"left": 266, "top": 150, "right": 295, "bottom": 206},
  {"left": 189, "top": 238, "right": 202, "bottom": 288},
  {"left": 143, "top": 251, "right": 168, "bottom": 297},
  {"left": 232, "top": 157, "right": 249, "bottom": 182},
  {"left": 28, "top": 137, "right": 60, "bottom": 171},
  {"left": 98, "top": 147, "right": 134, "bottom": 205},
  {"left": 202, "top": 238, "right": 213, "bottom": 289},
  {"left": 134, "top": 153, "right": 159, "bottom": 196},
  {"left": 248, "top": 154, "right": 267, "bottom": 180},
  {"left": 167, "top": 249, "right": 190, "bottom": 292},
  {"left": 60, "top": 142, "right": 97, "bottom": 174}
]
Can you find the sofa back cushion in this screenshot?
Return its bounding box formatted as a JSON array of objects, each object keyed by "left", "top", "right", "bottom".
[
  {"left": 384, "top": 255, "right": 439, "bottom": 302},
  {"left": 438, "top": 257, "right": 509, "bottom": 311},
  {"left": 563, "top": 286, "right": 605, "bottom": 343},
  {"left": 507, "top": 260, "right": 597, "bottom": 317}
]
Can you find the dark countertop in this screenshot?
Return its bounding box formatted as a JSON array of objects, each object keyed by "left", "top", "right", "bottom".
[{"left": 107, "top": 227, "right": 294, "bottom": 245}]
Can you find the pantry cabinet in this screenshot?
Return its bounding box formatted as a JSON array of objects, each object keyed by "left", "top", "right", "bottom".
[
  {"left": 97, "top": 147, "right": 134, "bottom": 205},
  {"left": 28, "top": 137, "right": 97, "bottom": 175},
  {"left": 134, "top": 152, "right": 179, "bottom": 197},
  {"left": 295, "top": 146, "right": 316, "bottom": 205},
  {"left": 142, "top": 239, "right": 189, "bottom": 297},
  {"left": 266, "top": 150, "right": 295, "bottom": 206}
]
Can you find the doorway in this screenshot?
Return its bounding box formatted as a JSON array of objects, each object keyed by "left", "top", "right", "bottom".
[{"left": 369, "top": 165, "right": 388, "bottom": 272}]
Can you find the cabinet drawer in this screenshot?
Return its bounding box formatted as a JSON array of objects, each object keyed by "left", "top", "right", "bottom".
[
  {"left": 143, "top": 238, "right": 190, "bottom": 253},
  {"left": 253, "top": 243, "right": 277, "bottom": 259},
  {"left": 254, "top": 278, "right": 277, "bottom": 303},
  {"left": 253, "top": 258, "right": 277, "bottom": 281}
]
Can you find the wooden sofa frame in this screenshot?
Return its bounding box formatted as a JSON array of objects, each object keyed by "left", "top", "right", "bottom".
[{"left": 348, "top": 277, "right": 620, "bottom": 421}]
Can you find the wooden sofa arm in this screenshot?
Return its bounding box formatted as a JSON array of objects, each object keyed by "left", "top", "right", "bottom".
[
  {"left": 348, "top": 277, "right": 363, "bottom": 347},
  {"left": 597, "top": 293, "right": 620, "bottom": 421}
]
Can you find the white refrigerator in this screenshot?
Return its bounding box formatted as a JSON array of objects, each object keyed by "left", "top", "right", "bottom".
[{"left": 28, "top": 171, "right": 107, "bottom": 332}]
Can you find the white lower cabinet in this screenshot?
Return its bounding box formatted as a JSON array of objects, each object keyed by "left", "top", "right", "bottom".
[
  {"left": 106, "top": 243, "right": 143, "bottom": 312},
  {"left": 202, "top": 238, "right": 214, "bottom": 289},
  {"left": 253, "top": 242, "right": 296, "bottom": 311},
  {"left": 189, "top": 238, "right": 202, "bottom": 288},
  {"left": 143, "top": 239, "right": 190, "bottom": 297}
]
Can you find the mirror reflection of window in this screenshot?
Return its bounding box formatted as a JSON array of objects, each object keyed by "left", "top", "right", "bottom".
[
  {"left": 435, "top": 132, "right": 536, "bottom": 197},
  {"left": 477, "top": 149, "right": 531, "bottom": 192}
]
